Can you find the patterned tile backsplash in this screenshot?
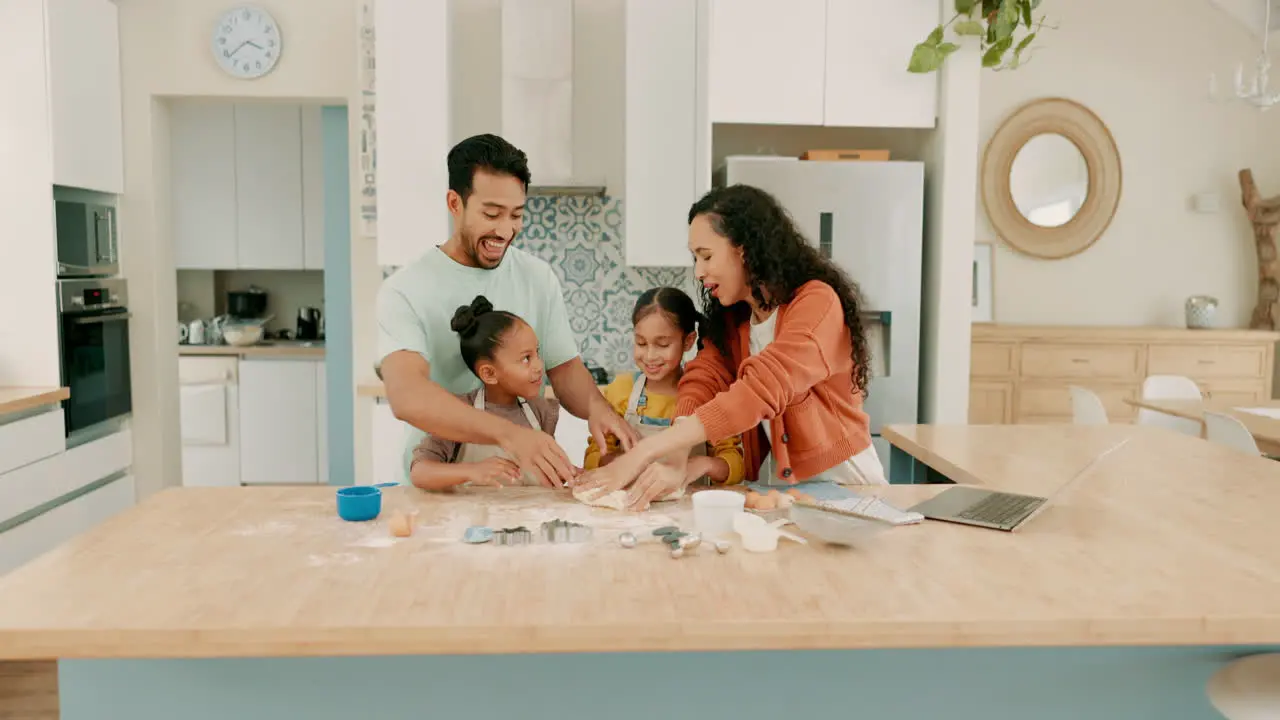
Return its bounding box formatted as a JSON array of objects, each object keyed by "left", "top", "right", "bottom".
[{"left": 382, "top": 195, "right": 697, "bottom": 375}]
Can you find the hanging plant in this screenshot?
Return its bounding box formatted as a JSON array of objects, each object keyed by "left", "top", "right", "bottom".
[{"left": 908, "top": 0, "right": 1052, "bottom": 74}]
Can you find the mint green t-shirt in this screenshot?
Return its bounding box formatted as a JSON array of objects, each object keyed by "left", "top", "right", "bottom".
[{"left": 375, "top": 246, "right": 579, "bottom": 482}]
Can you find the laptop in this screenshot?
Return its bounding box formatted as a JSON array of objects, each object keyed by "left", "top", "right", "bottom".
[{"left": 906, "top": 438, "right": 1131, "bottom": 532}]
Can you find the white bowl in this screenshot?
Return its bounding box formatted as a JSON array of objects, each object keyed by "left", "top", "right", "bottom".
[
  {"left": 692, "top": 489, "right": 745, "bottom": 539},
  {"left": 222, "top": 324, "right": 264, "bottom": 346},
  {"left": 789, "top": 503, "right": 895, "bottom": 546}
]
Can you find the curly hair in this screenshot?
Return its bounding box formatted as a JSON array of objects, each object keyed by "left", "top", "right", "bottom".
[{"left": 687, "top": 184, "right": 873, "bottom": 395}]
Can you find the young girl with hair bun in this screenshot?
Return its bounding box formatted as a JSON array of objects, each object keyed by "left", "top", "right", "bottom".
[
  {"left": 583, "top": 287, "right": 744, "bottom": 485},
  {"left": 409, "top": 295, "right": 562, "bottom": 491}
]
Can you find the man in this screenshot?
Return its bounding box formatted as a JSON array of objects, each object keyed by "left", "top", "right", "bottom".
[{"left": 375, "top": 133, "right": 636, "bottom": 486}]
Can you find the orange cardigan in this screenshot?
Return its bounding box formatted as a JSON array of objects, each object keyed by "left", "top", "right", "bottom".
[{"left": 674, "top": 280, "right": 871, "bottom": 483}]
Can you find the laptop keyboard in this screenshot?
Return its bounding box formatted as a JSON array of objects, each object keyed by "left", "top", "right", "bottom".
[{"left": 957, "top": 493, "right": 1043, "bottom": 526}]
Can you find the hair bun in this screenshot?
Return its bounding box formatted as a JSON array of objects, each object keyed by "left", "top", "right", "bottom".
[{"left": 450, "top": 295, "right": 493, "bottom": 338}]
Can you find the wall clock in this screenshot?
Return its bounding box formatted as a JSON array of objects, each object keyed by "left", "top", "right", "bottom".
[{"left": 211, "top": 5, "right": 282, "bottom": 80}]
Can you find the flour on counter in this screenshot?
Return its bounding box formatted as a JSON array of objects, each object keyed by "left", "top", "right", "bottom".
[
  {"left": 230, "top": 521, "right": 296, "bottom": 536},
  {"left": 306, "top": 552, "right": 362, "bottom": 567}
]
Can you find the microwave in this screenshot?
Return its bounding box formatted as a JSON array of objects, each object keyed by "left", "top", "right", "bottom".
[{"left": 55, "top": 200, "right": 119, "bottom": 277}]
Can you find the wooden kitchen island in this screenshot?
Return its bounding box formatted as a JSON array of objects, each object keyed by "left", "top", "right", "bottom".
[{"left": 1, "top": 425, "right": 1278, "bottom": 719}]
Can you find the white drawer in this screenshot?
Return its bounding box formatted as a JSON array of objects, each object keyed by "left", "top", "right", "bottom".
[
  {"left": 0, "top": 474, "right": 135, "bottom": 576},
  {"left": 0, "top": 428, "right": 132, "bottom": 526},
  {"left": 0, "top": 409, "right": 65, "bottom": 476}
]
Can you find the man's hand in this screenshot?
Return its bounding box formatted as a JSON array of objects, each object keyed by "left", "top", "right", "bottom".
[
  {"left": 500, "top": 425, "right": 576, "bottom": 487},
  {"left": 467, "top": 457, "right": 522, "bottom": 487},
  {"left": 588, "top": 407, "right": 639, "bottom": 457},
  {"left": 684, "top": 455, "right": 730, "bottom": 485}
]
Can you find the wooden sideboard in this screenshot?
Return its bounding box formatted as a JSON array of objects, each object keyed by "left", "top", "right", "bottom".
[{"left": 970, "top": 324, "right": 1280, "bottom": 424}]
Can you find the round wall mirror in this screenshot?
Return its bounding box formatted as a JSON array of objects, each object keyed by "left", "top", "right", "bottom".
[
  {"left": 981, "top": 98, "right": 1122, "bottom": 259},
  {"left": 1009, "top": 134, "right": 1089, "bottom": 228}
]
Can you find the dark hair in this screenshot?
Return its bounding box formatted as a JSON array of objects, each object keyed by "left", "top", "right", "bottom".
[
  {"left": 450, "top": 295, "right": 522, "bottom": 374},
  {"left": 447, "top": 134, "right": 531, "bottom": 202},
  {"left": 687, "top": 184, "right": 873, "bottom": 395},
  {"left": 633, "top": 287, "right": 702, "bottom": 337}
]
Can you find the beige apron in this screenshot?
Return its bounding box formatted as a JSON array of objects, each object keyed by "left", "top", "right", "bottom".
[
  {"left": 456, "top": 387, "right": 544, "bottom": 487},
  {"left": 624, "top": 374, "right": 706, "bottom": 455}
]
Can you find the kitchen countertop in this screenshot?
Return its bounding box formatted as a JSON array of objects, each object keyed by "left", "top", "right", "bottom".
[
  {"left": 179, "top": 341, "right": 325, "bottom": 359},
  {"left": 0, "top": 387, "right": 68, "bottom": 417},
  {"left": 0, "top": 424, "right": 1276, "bottom": 659}
]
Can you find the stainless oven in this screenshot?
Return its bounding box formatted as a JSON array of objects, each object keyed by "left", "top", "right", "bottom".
[
  {"left": 55, "top": 200, "right": 119, "bottom": 277},
  {"left": 58, "top": 278, "right": 132, "bottom": 437}
]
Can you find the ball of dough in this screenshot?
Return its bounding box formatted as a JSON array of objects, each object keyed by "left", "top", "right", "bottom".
[{"left": 388, "top": 511, "right": 413, "bottom": 537}]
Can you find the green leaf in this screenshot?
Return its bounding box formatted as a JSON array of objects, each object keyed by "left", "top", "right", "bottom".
[
  {"left": 1021, "top": 0, "right": 1032, "bottom": 27},
  {"left": 995, "top": 0, "right": 1019, "bottom": 40},
  {"left": 907, "top": 42, "right": 944, "bottom": 73},
  {"left": 938, "top": 42, "right": 960, "bottom": 56},
  {"left": 927, "top": 25, "right": 945, "bottom": 45},
  {"left": 955, "top": 20, "right": 985, "bottom": 35},
  {"left": 982, "top": 36, "right": 1012, "bottom": 67},
  {"left": 983, "top": 0, "right": 1000, "bottom": 16},
  {"left": 954, "top": 0, "right": 976, "bottom": 14},
  {"left": 1015, "top": 31, "right": 1036, "bottom": 53}
]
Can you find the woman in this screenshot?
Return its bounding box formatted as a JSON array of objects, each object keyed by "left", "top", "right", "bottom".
[{"left": 573, "top": 184, "right": 884, "bottom": 510}]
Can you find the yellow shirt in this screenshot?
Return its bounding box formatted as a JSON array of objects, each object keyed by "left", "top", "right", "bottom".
[{"left": 583, "top": 373, "right": 746, "bottom": 485}]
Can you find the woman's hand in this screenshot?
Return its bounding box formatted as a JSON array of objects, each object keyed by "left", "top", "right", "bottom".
[
  {"left": 626, "top": 462, "right": 688, "bottom": 511},
  {"left": 571, "top": 446, "right": 647, "bottom": 495},
  {"left": 683, "top": 455, "right": 730, "bottom": 485}
]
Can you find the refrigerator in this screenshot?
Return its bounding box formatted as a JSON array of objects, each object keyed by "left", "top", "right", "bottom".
[{"left": 722, "top": 156, "right": 924, "bottom": 481}]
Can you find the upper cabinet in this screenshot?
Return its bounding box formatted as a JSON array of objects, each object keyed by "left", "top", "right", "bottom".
[
  {"left": 709, "top": 0, "right": 939, "bottom": 129},
  {"left": 624, "top": 0, "right": 709, "bottom": 267},
  {"left": 375, "top": 0, "right": 450, "bottom": 269},
  {"left": 170, "top": 103, "right": 325, "bottom": 271},
  {"left": 709, "top": 0, "right": 827, "bottom": 126},
  {"left": 45, "top": 0, "right": 125, "bottom": 193}
]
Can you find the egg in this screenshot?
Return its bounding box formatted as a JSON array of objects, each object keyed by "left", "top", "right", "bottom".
[
  {"left": 744, "top": 491, "right": 762, "bottom": 509},
  {"left": 776, "top": 494, "right": 795, "bottom": 509},
  {"left": 755, "top": 495, "right": 777, "bottom": 511}
]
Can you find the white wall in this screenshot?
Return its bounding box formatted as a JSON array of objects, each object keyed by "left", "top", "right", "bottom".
[
  {"left": 979, "top": 0, "right": 1280, "bottom": 328},
  {"left": 118, "top": 0, "right": 361, "bottom": 499},
  {"left": 918, "top": 0, "right": 982, "bottom": 424}
]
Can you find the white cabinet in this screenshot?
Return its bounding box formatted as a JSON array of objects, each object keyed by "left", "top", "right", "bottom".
[
  {"left": 234, "top": 104, "right": 305, "bottom": 269},
  {"left": 823, "top": 0, "right": 939, "bottom": 128},
  {"left": 708, "top": 0, "right": 938, "bottom": 128},
  {"left": 0, "top": 473, "right": 135, "bottom": 576},
  {"left": 45, "top": 0, "right": 124, "bottom": 193},
  {"left": 708, "top": 0, "right": 826, "bottom": 126},
  {"left": 170, "top": 102, "right": 324, "bottom": 270},
  {"left": 370, "top": 400, "right": 406, "bottom": 485},
  {"left": 376, "top": 0, "right": 450, "bottom": 268},
  {"left": 624, "top": 0, "right": 709, "bottom": 267},
  {"left": 316, "top": 362, "right": 328, "bottom": 484},
  {"left": 170, "top": 102, "right": 238, "bottom": 270},
  {"left": 237, "top": 359, "right": 325, "bottom": 485},
  {"left": 178, "top": 357, "right": 240, "bottom": 488}
]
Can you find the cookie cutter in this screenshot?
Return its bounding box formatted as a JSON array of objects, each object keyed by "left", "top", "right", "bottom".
[
  {"left": 540, "top": 518, "right": 593, "bottom": 544},
  {"left": 494, "top": 526, "right": 532, "bottom": 546}
]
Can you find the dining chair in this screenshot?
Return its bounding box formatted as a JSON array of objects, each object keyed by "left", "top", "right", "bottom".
[
  {"left": 1067, "top": 385, "right": 1109, "bottom": 425},
  {"left": 1204, "top": 411, "right": 1264, "bottom": 457},
  {"left": 1137, "top": 374, "right": 1203, "bottom": 436}
]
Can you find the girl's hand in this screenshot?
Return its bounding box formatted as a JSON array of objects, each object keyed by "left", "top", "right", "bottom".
[
  {"left": 626, "top": 462, "right": 687, "bottom": 511},
  {"left": 684, "top": 455, "right": 730, "bottom": 485},
  {"left": 467, "top": 457, "right": 522, "bottom": 487}
]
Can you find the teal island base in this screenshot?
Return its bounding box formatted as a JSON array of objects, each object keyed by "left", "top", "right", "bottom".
[{"left": 59, "top": 645, "right": 1277, "bottom": 720}]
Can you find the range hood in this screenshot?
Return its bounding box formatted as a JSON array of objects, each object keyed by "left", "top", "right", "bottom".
[{"left": 501, "top": 0, "right": 606, "bottom": 197}]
